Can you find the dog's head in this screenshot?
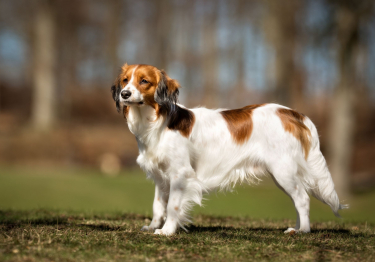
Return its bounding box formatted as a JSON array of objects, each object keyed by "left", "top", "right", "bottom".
[{"left": 111, "top": 64, "right": 180, "bottom": 117}]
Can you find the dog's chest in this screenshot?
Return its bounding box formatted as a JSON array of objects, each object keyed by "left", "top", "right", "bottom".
[{"left": 136, "top": 144, "right": 169, "bottom": 180}]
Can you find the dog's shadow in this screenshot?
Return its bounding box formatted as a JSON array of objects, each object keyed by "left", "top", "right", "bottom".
[
  {"left": 0, "top": 209, "right": 355, "bottom": 238},
  {"left": 81, "top": 223, "right": 123, "bottom": 231},
  {"left": 188, "top": 224, "right": 275, "bottom": 233},
  {"left": 187, "top": 224, "right": 352, "bottom": 236},
  {"left": 80, "top": 223, "right": 354, "bottom": 238}
]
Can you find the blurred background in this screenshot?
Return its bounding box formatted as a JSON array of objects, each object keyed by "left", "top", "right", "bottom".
[{"left": 0, "top": 0, "right": 375, "bottom": 221}]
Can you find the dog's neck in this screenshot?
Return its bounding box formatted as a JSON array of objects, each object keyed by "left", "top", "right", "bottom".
[{"left": 126, "top": 105, "right": 166, "bottom": 148}]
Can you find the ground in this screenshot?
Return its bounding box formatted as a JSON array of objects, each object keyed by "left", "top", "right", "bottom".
[
  {"left": 0, "top": 166, "right": 374, "bottom": 261},
  {"left": 1, "top": 210, "right": 374, "bottom": 261}
]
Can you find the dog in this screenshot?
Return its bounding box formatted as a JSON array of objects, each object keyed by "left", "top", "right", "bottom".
[{"left": 111, "top": 63, "right": 347, "bottom": 236}]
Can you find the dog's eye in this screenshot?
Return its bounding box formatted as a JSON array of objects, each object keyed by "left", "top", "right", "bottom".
[
  {"left": 141, "top": 79, "right": 149, "bottom": 84},
  {"left": 123, "top": 78, "right": 128, "bottom": 83}
]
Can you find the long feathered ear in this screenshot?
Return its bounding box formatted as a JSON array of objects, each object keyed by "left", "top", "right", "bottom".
[
  {"left": 111, "top": 83, "right": 121, "bottom": 113},
  {"left": 111, "top": 63, "right": 129, "bottom": 117},
  {"left": 155, "top": 70, "right": 180, "bottom": 114}
]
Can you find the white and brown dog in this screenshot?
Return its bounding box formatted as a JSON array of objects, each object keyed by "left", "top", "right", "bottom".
[{"left": 111, "top": 64, "right": 347, "bottom": 236}]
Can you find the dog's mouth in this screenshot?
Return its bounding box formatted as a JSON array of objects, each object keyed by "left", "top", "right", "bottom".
[{"left": 124, "top": 101, "right": 144, "bottom": 106}]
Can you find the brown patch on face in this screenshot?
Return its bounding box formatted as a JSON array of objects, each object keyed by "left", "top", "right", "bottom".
[
  {"left": 114, "top": 64, "right": 182, "bottom": 120},
  {"left": 117, "top": 64, "right": 137, "bottom": 85},
  {"left": 276, "top": 108, "right": 311, "bottom": 159},
  {"left": 131, "top": 65, "right": 160, "bottom": 108},
  {"left": 117, "top": 64, "right": 160, "bottom": 104},
  {"left": 220, "top": 104, "right": 265, "bottom": 145},
  {"left": 114, "top": 64, "right": 163, "bottom": 115},
  {"left": 168, "top": 106, "right": 195, "bottom": 138}
]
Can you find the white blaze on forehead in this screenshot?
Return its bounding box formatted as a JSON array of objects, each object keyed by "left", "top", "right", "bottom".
[
  {"left": 121, "top": 65, "right": 143, "bottom": 102},
  {"left": 123, "top": 66, "right": 139, "bottom": 91},
  {"left": 129, "top": 66, "right": 138, "bottom": 85}
]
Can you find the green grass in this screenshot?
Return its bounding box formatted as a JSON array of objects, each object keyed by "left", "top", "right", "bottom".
[
  {"left": 1, "top": 166, "right": 375, "bottom": 261},
  {"left": 0, "top": 166, "right": 154, "bottom": 215},
  {"left": 0, "top": 166, "right": 374, "bottom": 222},
  {"left": 1, "top": 210, "right": 374, "bottom": 261}
]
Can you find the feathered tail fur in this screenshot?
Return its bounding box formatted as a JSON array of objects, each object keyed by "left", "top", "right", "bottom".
[{"left": 302, "top": 118, "right": 349, "bottom": 217}]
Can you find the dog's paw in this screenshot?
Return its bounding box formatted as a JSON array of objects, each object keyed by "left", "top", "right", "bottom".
[
  {"left": 141, "top": 226, "right": 155, "bottom": 232},
  {"left": 154, "top": 228, "right": 175, "bottom": 236},
  {"left": 284, "top": 228, "right": 310, "bottom": 234},
  {"left": 284, "top": 228, "right": 297, "bottom": 234}
]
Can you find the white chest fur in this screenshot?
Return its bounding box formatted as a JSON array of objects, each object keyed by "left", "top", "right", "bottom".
[{"left": 127, "top": 106, "right": 169, "bottom": 180}]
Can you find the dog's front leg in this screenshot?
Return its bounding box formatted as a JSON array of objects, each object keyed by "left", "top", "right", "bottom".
[
  {"left": 154, "top": 170, "right": 190, "bottom": 236},
  {"left": 141, "top": 181, "right": 169, "bottom": 232}
]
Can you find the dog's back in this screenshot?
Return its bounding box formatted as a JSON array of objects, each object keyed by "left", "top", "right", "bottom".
[{"left": 190, "top": 104, "right": 345, "bottom": 217}]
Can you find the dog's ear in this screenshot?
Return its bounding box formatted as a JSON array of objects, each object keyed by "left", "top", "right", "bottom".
[
  {"left": 155, "top": 70, "right": 180, "bottom": 114},
  {"left": 111, "top": 83, "right": 121, "bottom": 113},
  {"left": 111, "top": 63, "right": 130, "bottom": 117},
  {"left": 121, "top": 63, "right": 128, "bottom": 71}
]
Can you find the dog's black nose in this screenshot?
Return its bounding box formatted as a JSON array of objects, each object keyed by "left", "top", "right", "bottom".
[{"left": 121, "top": 90, "right": 132, "bottom": 99}]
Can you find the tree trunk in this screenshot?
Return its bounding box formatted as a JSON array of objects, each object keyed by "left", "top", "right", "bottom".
[
  {"left": 329, "top": 84, "right": 356, "bottom": 199},
  {"left": 56, "top": 1, "right": 79, "bottom": 122},
  {"left": 108, "top": 0, "right": 122, "bottom": 76},
  {"left": 154, "top": 0, "right": 171, "bottom": 70},
  {"left": 328, "top": 4, "right": 360, "bottom": 200},
  {"left": 31, "top": 0, "right": 57, "bottom": 131},
  {"left": 201, "top": 0, "right": 218, "bottom": 108},
  {"left": 233, "top": 0, "right": 248, "bottom": 107},
  {"left": 263, "top": 0, "right": 300, "bottom": 107}
]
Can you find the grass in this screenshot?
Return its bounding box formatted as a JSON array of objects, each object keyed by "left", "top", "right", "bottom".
[
  {"left": 1, "top": 210, "right": 374, "bottom": 261},
  {"left": 1, "top": 166, "right": 375, "bottom": 261}
]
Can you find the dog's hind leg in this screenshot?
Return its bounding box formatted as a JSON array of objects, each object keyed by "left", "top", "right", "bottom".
[{"left": 269, "top": 160, "right": 311, "bottom": 233}]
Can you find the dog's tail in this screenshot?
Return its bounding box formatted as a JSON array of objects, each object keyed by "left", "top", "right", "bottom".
[{"left": 302, "top": 119, "right": 349, "bottom": 217}]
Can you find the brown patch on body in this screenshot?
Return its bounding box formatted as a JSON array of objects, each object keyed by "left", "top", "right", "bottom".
[
  {"left": 276, "top": 108, "right": 311, "bottom": 159},
  {"left": 168, "top": 106, "right": 195, "bottom": 138},
  {"left": 220, "top": 104, "right": 265, "bottom": 145}
]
